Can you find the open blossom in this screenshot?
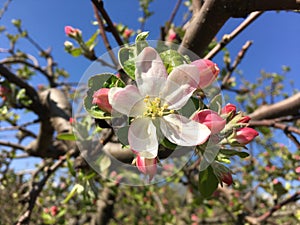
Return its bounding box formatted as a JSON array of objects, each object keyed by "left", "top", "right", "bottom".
[
  {"left": 136, "top": 155, "right": 157, "bottom": 180},
  {"left": 92, "top": 88, "right": 112, "bottom": 113},
  {"left": 191, "top": 59, "right": 219, "bottom": 89},
  {"left": 192, "top": 109, "right": 226, "bottom": 134},
  {"left": 108, "top": 47, "right": 212, "bottom": 158},
  {"left": 235, "top": 127, "right": 259, "bottom": 144}
]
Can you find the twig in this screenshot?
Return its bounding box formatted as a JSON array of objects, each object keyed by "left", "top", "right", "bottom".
[
  {"left": 246, "top": 191, "right": 300, "bottom": 224},
  {"left": 250, "top": 119, "right": 300, "bottom": 148},
  {"left": 91, "top": 0, "right": 123, "bottom": 46},
  {"left": 15, "top": 149, "right": 77, "bottom": 225},
  {"left": 0, "top": 64, "right": 46, "bottom": 117},
  {"left": 0, "top": 140, "right": 26, "bottom": 151},
  {"left": 0, "top": 0, "right": 12, "bottom": 20},
  {"left": 92, "top": 3, "right": 118, "bottom": 67},
  {"left": 164, "top": 0, "right": 183, "bottom": 34},
  {"left": 221, "top": 40, "right": 253, "bottom": 89},
  {"left": 204, "top": 11, "right": 263, "bottom": 59}
]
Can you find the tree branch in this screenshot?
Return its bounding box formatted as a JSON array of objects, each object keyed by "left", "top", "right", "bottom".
[
  {"left": 248, "top": 93, "right": 300, "bottom": 120},
  {"left": 180, "top": 0, "right": 300, "bottom": 57},
  {"left": 0, "top": 64, "right": 46, "bottom": 117}
]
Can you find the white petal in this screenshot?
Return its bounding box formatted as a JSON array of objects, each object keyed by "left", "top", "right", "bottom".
[
  {"left": 135, "top": 47, "right": 167, "bottom": 96},
  {"left": 161, "top": 64, "right": 199, "bottom": 110},
  {"left": 128, "top": 118, "right": 158, "bottom": 158},
  {"left": 160, "top": 114, "right": 211, "bottom": 146},
  {"left": 108, "top": 85, "right": 146, "bottom": 117}
]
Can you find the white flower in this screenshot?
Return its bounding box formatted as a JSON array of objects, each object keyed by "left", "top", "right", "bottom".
[{"left": 109, "top": 47, "right": 211, "bottom": 158}]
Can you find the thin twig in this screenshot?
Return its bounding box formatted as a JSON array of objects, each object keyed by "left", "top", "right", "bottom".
[
  {"left": 221, "top": 40, "right": 253, "bottom": 89},
  {"left": 91, "top": 0, "right": 124, "bottom": 46},
  {"left": 0, "top": 0, "right": 12, "bottom": 20},
  {"left": 204, "top": 11, "right": 263, "bottom": 59},
  {"left": 15, "top": 149, "right": 77, "bottom": 225},
  {"left": 92, "top": 3, "right": 118, "bottom": 67},
  {"left": 164, "top": 0, "right": 183, "bottom": 34}
]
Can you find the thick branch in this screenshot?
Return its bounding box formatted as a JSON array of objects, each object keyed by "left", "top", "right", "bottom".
[
  {"left": 248, "top": 93, "right": 300, "bottom": 120},
  {"left": 181, "top": 0, "right": 300, "bottom": 57},
  {"left": 25, "top": 88, "right": 74, "bottom": 158},
  {"left": 0, "top": 64, "right": 45, "bottom": 117}
]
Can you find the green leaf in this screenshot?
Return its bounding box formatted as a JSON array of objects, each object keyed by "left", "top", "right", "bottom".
[
  {"left": 160, "top": 138, "right": 177, "bottom": 150},
  {"left": 116, "top": 126, "right": 130, "bottom": 146},
  {"left": 62, "top": 184, "right": 84, "bottom": 204},
  {"left": 135, "top": 31, "right": 149, "bottom": 42},
  {"left": 199, "top": 166, "right": 219, "bottom": 198},
  {"left": 85, "top": 30, "right": 100, "bottom": 51},
  {"left": 69, "top": 47, "right": 82, "bottom": 57},
  {"left": 98, "top": 155, "right": 111, "bottom": 172},
  {"left": 56, "top": 133, "right": 77, "bottom": 141},
  {"left": 209, "top": 94, "right": 223, "bottom": 113},
  {"left": 118, "top": 47, "right": 136, "bottom": 79},
  {"left": 159, "top": 49, "right": 190, "bottom": 74},
  {"left": 219, "top": 149, "right": 249, "bottom": 158},
  {"left": 84, "top": 73, "right": 123, "bottom": 119}
]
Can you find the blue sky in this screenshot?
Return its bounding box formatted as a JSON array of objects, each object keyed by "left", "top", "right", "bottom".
[
  {"left": 1, "top": 1, "right": 300, "bottom": 171},
  {"left": 1, "top": 0, "right": 300, "bottom": 88}
]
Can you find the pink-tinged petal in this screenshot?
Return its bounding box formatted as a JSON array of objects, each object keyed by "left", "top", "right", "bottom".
[
  {"left": 128, "top": 118, "right": 158, "bottom": 158},
  {"left": 160, "top": 114, "right": 211, "bottom": 146},
  {"left": 161, "top": 64, "right": 199, "bottom": 110},
  {"left": 92, "top": 88, "right": 112, "bottom": 113},
  {"left": 136, "top": 155, "right": 157, "bottom": 180},
  {"left": 108, "top": 85, "right": 146, "bottom": 117},
  {"left": 235, "top": 127, "right": 259, "bottom": 144},
  {"left": 191, "top": 59, "right": 219, "bottom": 89},
  {"left": 192, "top": 109, "right": 226, "bottom": 134},
  {"left": 135, "top": 47, "right": 167, "bottom": 96}
]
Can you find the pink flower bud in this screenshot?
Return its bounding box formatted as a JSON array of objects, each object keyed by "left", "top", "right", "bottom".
[
  {"left": 191, "top": 59, "right": 220, "bottom": 89},
  {"left": 235, "top": 127, "right": 259, "bottom": 145},
  {"left": 50, "top": 206, "right": 58, "bottom": 216},
  {"left": 123, "top": 28, "right": 133, "bottom": 39},
  {"left": 136, "top": 155, "right": 157, "bottom": 181},
  {"left": 92, "top": 88, "right": 112, "bottom": 113},
  {"left": 295, "top": 166, "right": 300, "bottom": 173},
  {"left": 238, "top": 116, "right": 251, "bottom": 123},
  {"left": 64, "top": 25, "right": 81, "bottom": 37},
  {"left": 221, "top": 103, "right": 236, "bottom": 115},
  {"left": 221, "top": 172, "right": 233, "bottom": 186},
  {"left": 192, "top": 109, "right": 226, "bottom": 134},
  {"left": 167, "top": 29, "right": 177, "bottom": 42}
]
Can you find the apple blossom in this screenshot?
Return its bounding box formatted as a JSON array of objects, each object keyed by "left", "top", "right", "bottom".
[
  {"left": 235, "top": 127, "right": 259, "bottom": 145},
  {"left": 109, "top": 47, "right": 211, "bottom": 158},
  {"left": 191, "top": 59, "right": 220, "bottom": 89},
  {"left": 192, "top": 109, "right": 226, "bottom": 134},
  {"left": 92, "top": 88, "right": 112, "bottom": 113}
]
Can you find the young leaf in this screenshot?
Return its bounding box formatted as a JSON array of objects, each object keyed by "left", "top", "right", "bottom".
[
  {"left": 199, "top": 166, "right": 219, "bottom": 198},
  {"left": 159, "top": 49, "right": 189, "bottom": 74},
  {"left": 219, "top": 149, "right": 249, "bottom": 158},
  {"left": 56, "top": 133, "right": 77, "bottom": 141},
  {"left": 135, "top": 31, "right": 149, "bottom": 42}
]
